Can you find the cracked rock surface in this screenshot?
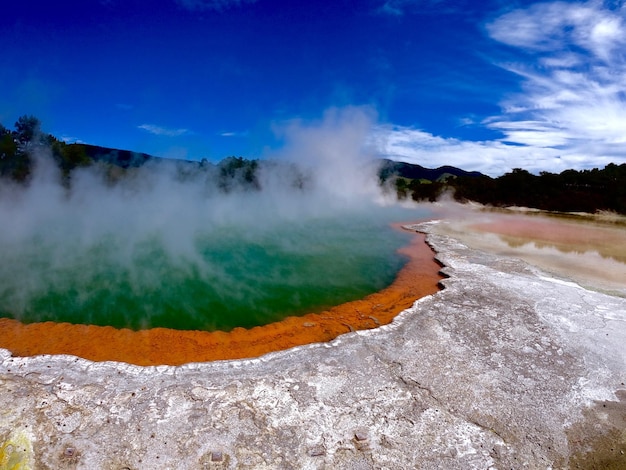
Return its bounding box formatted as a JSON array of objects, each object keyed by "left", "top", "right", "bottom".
[{"left": 1, "top": 222, "right": 625, "bottom": 469}]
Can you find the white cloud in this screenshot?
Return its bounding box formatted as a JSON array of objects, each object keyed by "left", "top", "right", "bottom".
[
  {"left": 378, "top": 0, "right": 405, "bottom": 16},
  {"left": 60, "top": 136, "right": 86, "bottom": 144},
  {"left": 486, "top": 1, "right": 626, "bottom": 59},
  {"left": 376, "top": 0, "right": 459, "bottom": 16},
  {"left": 175, "top": 0, "right": 256, "bottom": 11},
  {"left": 370, "top": 0, "right": 617, "bottom": 176},
  {"left": 138, "top": 124, "right": 190, "bottom": 137},
  {"left": 485, "top": 1, "right": 626, "bottom": 160},
  {"left": 219, "top": 130, "right": 249, "bottom": 137},
  {"left": 378, "top": 123, "right": 624, "bottom": 176},
  {"left": 374, "top": 125, "right": 565, "bottom": 176},
  {"left": 457, "top": 117, "right": 476, "bottom": 127},
  {"left": 374, "top": 1, "right": 626, "bottom": 175}
]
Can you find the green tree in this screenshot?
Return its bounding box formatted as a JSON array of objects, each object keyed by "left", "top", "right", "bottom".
[
  {"left": 50, "top": 142, "right": 92, "bottom": 184},
  {"left": 0, "top": 130, "right": 18, "bottom": 164},
  {"left": 14, "top": 115, "right": 41, "bottom": 145},
  {"left": 410, "top": 180, "right": 443, "bottom": 202},
  {"left": 394, "top": 177, "right": 409, "bottom": 199},
  {"left": 217, "top": 156, "right": 260, "bottom": 191}
]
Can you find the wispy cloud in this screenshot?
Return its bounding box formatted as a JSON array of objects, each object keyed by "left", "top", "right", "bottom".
[
  {"left": 138, "top": 124, "right": 190, "bottom": 137},
  {"left": 175, "top": 0, "right": 256, "bottom": 11},
  {"left": 60, "top": 135, "right": 86, "bottom": 144},
  {"left": 375, "top": 125, "right": 565, "bottom": 177},
  {"left": 376, "top": 0, "right": 465, "bottom": 16},
  {"left": 219, "top": 130, "right": 249, "bottom": 137},
  {"left": 484, "top": 1, "right": 626, "bottom": 158},
  {"left": 381, "top": 1, "right": 626, "bottom": 175},
  {"left": 486, "top": 1, "right": 626, "bottom": 60},
  {"left": 377, "top": 0, "right": 408, "bottom": 16}
]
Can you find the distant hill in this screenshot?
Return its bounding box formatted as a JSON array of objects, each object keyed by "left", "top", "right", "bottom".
[
  {"left": 376, "top": 158, "right": 486, "bottom": 203},
  {"left": 377, "top": 159, "right": 485, "bottom": 182},
  {"left": 81, "top": 144, "right": 158, "bottom": 169}
]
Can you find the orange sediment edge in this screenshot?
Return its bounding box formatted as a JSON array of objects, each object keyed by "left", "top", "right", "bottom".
[{"left": 0, "top": 230, "right": 443, "bottom": 366}]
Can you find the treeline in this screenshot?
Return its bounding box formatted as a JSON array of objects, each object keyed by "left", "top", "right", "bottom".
[
  {"left": 452, "top": 166, "right": 626, "bottom": 214},
  {"left": 0, "top": 115, "right": 295, "bottom": 192},
  {"left": 388, "top": 165, "right": 626, "bottom": 215}
]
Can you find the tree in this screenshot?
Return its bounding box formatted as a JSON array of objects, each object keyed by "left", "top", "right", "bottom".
[
  {"left": 0, "top": 116, "right": 43, "bottom": 181},
  {"left": 394, "top": 177, "right": 409, "bottom": 199},
  {"left": 51, "top": 142, "right": 92, "bottom": 182},
  {"left": 410, "top": 180, "right": 444, "bottom": 202},
  {"left": 14, "top": 115, "right": 42, "bottom": 145},
  {"left": 217, "top": 156, "right": 260, "bottom": 191},
  {"left": 0, "top": 130, "right": 17, "bottom": 162}
]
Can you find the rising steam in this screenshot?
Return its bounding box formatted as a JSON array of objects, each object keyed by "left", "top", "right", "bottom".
[{"left": 0, "top": 107, "right": 430, "bottom": 331}]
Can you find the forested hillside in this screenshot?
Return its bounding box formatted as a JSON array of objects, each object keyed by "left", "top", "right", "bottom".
[
  {"left": 379, "top": 160, "right": 626, "bottom": 215},
  {"left": 450, "top": 166, "right": 626, "bottom": 214}
]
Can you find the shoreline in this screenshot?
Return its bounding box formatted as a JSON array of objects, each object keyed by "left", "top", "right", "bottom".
[{"left": 0, "top": 229, "right": 443, "bottom": 366}]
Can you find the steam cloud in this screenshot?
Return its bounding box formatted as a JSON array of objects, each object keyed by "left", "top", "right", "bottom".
[{"left": 0, "top": 107, "right": 427, "bottom": 330}]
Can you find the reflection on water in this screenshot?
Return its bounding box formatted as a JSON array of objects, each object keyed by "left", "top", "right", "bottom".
[
  {"left": 498, "top": 234, "right": 626, "bottom": 264},
  {"left": 472, "top": 215, "right": 626, "bottom": 263},
  {"left": 435, "top": 211, "right": 626, "bottom": 297},
  {"left": 495, "top": 236, "right": 625, "bottom": 295}
]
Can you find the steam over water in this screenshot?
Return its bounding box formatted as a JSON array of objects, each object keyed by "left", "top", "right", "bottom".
[
  {"left": 0, "top": 108, "right": 431, "bottom": 332},
  {"left": 0, "top": 209, "right": 418, "bottom": 331}
]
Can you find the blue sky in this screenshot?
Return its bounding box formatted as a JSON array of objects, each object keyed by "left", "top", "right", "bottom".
[{"left": 1, "top": 0, "right": 625, "bottom": 176}]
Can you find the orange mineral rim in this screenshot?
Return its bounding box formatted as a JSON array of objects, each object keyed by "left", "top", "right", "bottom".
[{"left": 0, "top": 229, "right": 443, "bottom": 366}]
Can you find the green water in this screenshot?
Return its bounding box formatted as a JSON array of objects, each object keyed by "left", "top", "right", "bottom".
[{"left": 0, "top": 214, "right": 421, "bottom": 331}]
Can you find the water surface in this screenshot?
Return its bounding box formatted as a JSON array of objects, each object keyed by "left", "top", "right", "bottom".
[{"left": 0, "top": 209, "right": 427, "bottom": 331}]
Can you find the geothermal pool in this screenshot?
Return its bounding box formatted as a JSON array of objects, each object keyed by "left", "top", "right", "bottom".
[
  {"left": 0, "top": 154, "right": 435, "bottom": 336},
  {"left": 0, "top": 154, "right": 442, "bottom": 363},
  {"left": 0, "top": 214, "right": 423, "bottom": 332}
]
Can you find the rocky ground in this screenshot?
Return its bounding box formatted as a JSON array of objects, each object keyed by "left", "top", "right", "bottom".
[{"left": 1, "top": 219, "right": 625, "bottom": 469}]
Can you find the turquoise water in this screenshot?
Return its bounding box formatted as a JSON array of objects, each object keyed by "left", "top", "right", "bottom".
[{"left": 0, "top": 211, "right": 425, "bottom": 331}]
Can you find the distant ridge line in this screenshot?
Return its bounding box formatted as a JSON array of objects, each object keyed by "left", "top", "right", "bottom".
[{"left": 377, "top": 158, "right": 485, "bottom": 182}]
